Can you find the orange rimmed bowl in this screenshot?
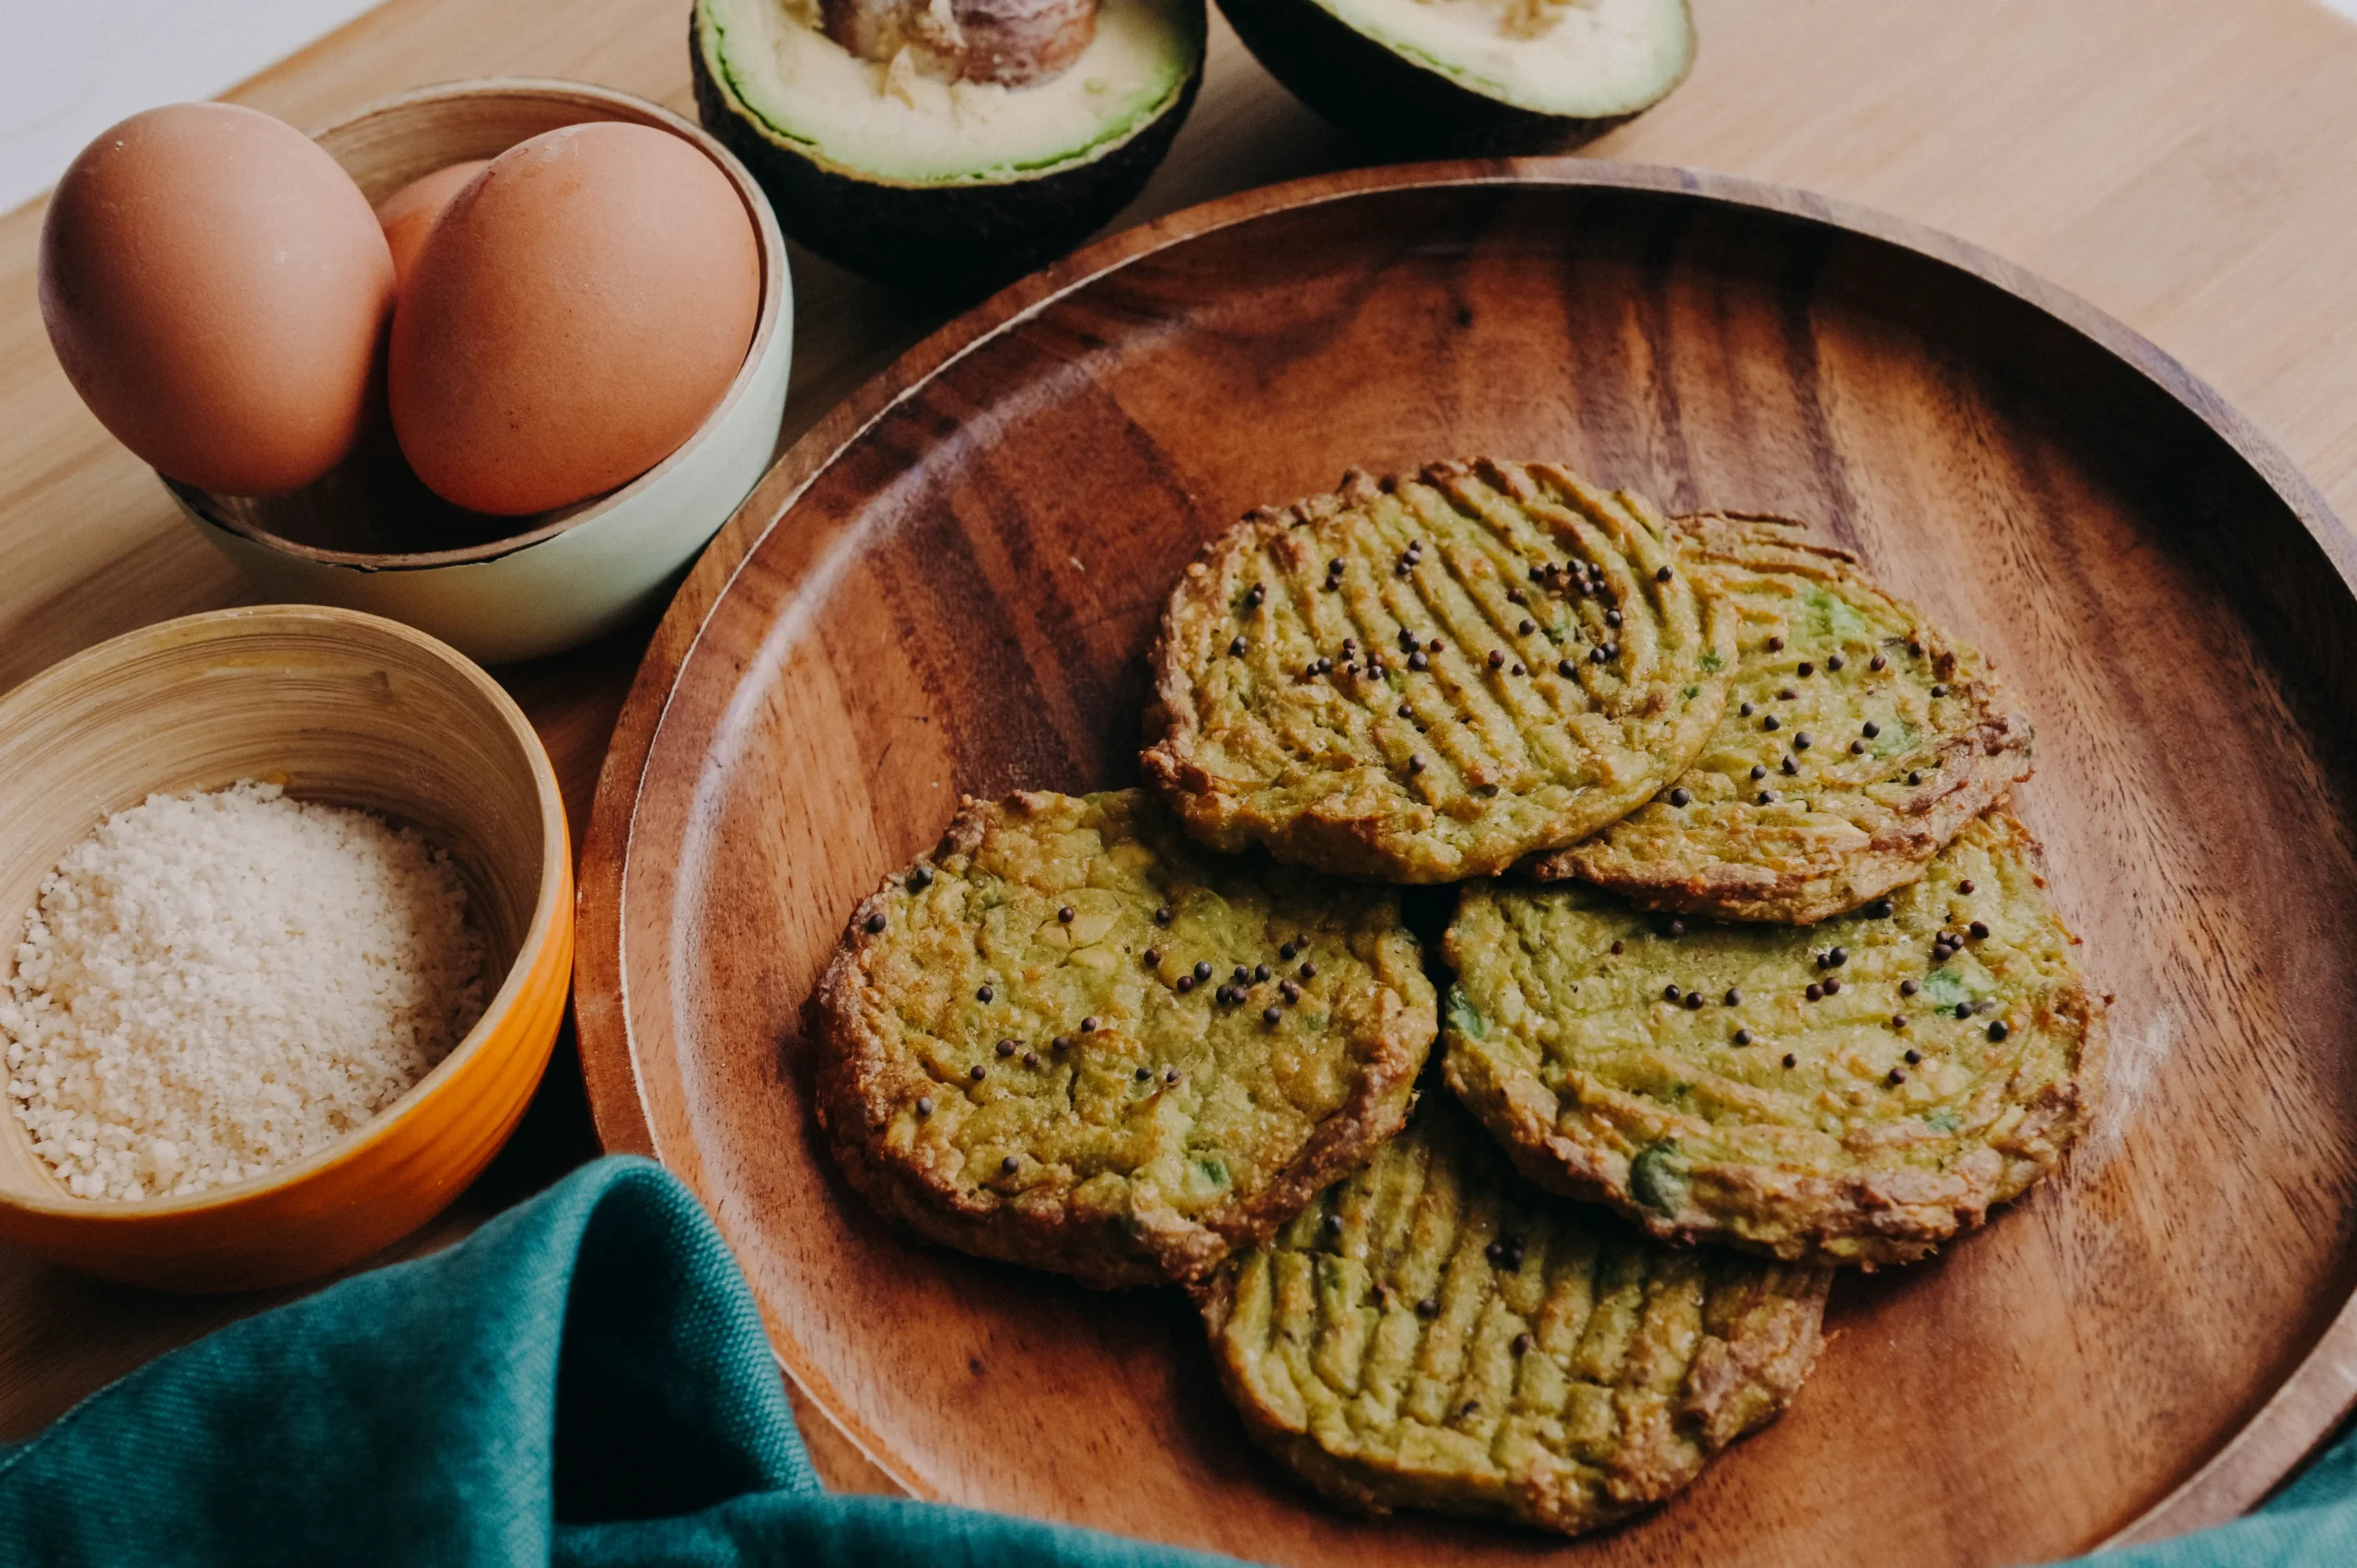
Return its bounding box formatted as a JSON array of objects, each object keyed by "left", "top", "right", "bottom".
[{"left": 0, "top": 605, "right": 570, "bottom": 1291}]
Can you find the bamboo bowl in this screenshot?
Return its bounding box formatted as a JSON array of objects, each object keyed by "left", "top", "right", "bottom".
[
  {"left": 163, "top": 79, "right": 795, "bottom": 667},
  {"left": 0, "top": 606, "right": 571, "bottom": 1291}
]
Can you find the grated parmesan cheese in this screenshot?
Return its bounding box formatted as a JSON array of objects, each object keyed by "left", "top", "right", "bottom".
[{"left": 1, "top": 781, "right": 487, "bottom": 1201}]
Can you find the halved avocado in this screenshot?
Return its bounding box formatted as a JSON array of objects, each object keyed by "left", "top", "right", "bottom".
[
  {"left": 1217, "top": 0, "right": 1692, "bottom": 155},
  {"left": 692, "top": 0, "right": 1204, "bottom": 295}
]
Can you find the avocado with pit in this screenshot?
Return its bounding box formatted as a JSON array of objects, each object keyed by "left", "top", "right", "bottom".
[
  {"left": 691, "top": 0, "right": 1204, "bottom": 295},
  {"left": 1217, "top": 0, "right": 1692, "bottom": 155}
]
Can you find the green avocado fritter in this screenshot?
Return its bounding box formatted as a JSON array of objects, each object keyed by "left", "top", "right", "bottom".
[
  {"left": 1143, "top": 460, "right": 1736, "bottom": 882},
  {"left": 1446, "top": 808, "right": 2104, "bottom": 1268},
  {"left": 1201, "top": 1099, "right": 1829, "bottom": 1535},
  {"left": 812, "top": 789, "right": 1436, "bottom": 1289},
  {"left": 1524, "top": 513, "right": 2032, "bottom": 922}
]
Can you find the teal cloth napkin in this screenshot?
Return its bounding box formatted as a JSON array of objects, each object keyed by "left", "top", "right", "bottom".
[{"left": 0, "top": 1155, "right": 2346, "bottom": 1567}]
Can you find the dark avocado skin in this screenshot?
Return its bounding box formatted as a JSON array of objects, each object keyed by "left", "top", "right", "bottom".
[
  {"left": 691, "top": 8, "right": 1203, "bottom": 297},
  {"left": 1215, "top": 0, "right": 1676, "bottom": 157}
]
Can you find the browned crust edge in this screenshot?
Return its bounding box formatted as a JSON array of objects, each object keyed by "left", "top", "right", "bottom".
[
  {"left": 807, "top": 795, "right": 1435, "bottom": 1290},
  {"left": 1454, "top": 813, "right": 2108, "bottom": 1269},
  {"left": 1524, "top": 512, "right": 2035, "bottom": 923},
  {"left": 1142, "top": 459, "right": 1736, "bottom": 883}
]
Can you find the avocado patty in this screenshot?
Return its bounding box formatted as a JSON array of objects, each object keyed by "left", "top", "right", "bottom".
[
  {"left": 812, "top": 788, "right": 1436, "bottom": 1288},
  {"left": 1201, "top": 1098, "right": 1829, "bottom": 1534},
  {"left": 1446, "top": 807, "right": 2104, "bottom": 1267},
  {"left": 1526, "top": 513, "right": 2034, "bottom": 923},
  {"left": 1143, "top": 461, "right": 1737, "bottom": 882}
]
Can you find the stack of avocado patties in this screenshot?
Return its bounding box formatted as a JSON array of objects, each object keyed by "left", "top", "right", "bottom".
[{"left": 810, "top": 459, "right": 2105, "bottom": 1539}]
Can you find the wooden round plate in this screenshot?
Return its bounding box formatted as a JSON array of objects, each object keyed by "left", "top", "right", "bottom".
[{"left": 575, "top": 161, "right": 2357, "bottom": 1566}]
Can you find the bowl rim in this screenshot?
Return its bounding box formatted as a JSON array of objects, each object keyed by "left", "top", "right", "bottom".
[
  {"left": 171, "top": 76, "right": 791, "bottom": 575},
  {"left": 0, "top": 603, "right": 572, "bottom": 1222}
]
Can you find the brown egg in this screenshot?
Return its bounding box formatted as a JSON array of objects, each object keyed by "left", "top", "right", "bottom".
[
  {"left": 389, "top": 122, "right": 760, "bottom": 517},
  {"left": 39, "top": 103, "right": 394, "bottom": 495},
  {"left": 377, "top": 159, "right": 492, "bottom": 293}
]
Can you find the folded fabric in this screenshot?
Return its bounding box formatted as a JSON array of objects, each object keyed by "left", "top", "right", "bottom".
[
  {"left": 0, "top": 1157, "right": 1237, "bottom": 1568},
  {"left": 2092, "top": 1439, "right": 2357, "bottom": 1568},
  {"left": 0, "top": 1154, "right": 2345, "bottom": 1567}
]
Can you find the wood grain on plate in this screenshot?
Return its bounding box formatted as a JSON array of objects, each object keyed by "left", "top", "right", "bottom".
[{"left": 573, "top": 160, "right": 2357, "bottom": 1565}]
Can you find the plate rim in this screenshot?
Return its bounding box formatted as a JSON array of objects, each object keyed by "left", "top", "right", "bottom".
[{"left": 571, "top": 155, "right": 2357, "bottom": 1551}]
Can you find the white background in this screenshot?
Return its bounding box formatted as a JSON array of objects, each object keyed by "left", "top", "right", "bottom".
[
  {"left": 4, "top": 0, "right": 2357, "bottom": 215},
  {"left": 0, "top": 0, "right": 379, "bottom": 215}
]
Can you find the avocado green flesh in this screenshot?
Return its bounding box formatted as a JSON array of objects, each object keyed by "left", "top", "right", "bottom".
[
  {"left": 1312, "top": 0, "right": 1691, "bottom": 116},
  {"left": 1627, "top": 1138, "right": 1687, "bottom": 1214},
  {"left": 700, "top": 0, "right": 1199, "bottom": 183}
]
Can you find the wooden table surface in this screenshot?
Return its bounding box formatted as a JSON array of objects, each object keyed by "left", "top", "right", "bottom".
[{"left": 2, "top": 0, "right": 2354, "bottom": 1519}]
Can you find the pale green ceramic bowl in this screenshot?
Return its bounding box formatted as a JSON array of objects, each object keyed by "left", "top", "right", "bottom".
[{"left": 166, "top": 78, "right": 794, "bottom": 666}]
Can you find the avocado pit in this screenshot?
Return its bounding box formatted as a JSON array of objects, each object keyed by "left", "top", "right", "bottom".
[{"left": 821, "top": 0, "right": 1097, "bottom": 86}]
